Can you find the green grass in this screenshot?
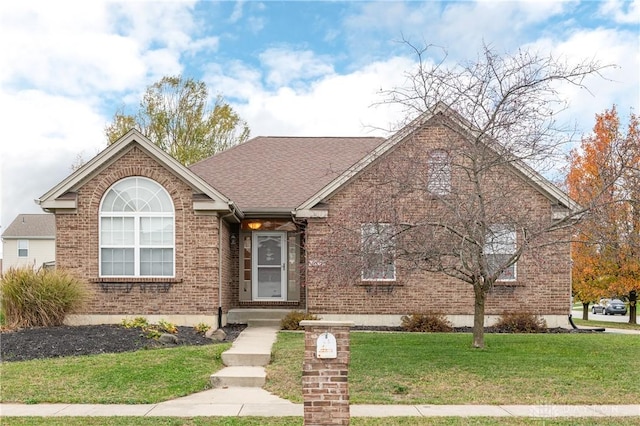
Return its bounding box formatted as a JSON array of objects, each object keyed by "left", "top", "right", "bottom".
[
  {"left": 1, "top": 344, "right": 230, "bottom": 404},
  {"left": 266, "top": 331, "right": 640, "bottom": 405},
  {"left": 2, "top": 418, "right": 640, "bottom": 426},
  {"left": 573, "top": 318, "right": 640, "bottom": 331}
]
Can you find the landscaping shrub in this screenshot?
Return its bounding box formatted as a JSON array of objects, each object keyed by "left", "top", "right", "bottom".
[
  {"left": 280, "top": 310, "right": 319, "bottom": 330},
  {"left": 194, "top": 322, "right": 212, "bottom": 334},
  {"left": 401, "top": 313, "right": 453, "bottom": 332},
  {"left": 0, "top": 267, "right": 90, "bottom": 328},
  {"left": 121, "top": 316, "right": 178, "bottom": 339},
  {"left": 495, "top": 312, "right": 547, "bottom": 333}
]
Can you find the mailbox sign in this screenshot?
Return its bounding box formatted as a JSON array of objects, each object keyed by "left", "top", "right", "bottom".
[{"left": 316, "top": 332, "right": 337, "bottom": 359}]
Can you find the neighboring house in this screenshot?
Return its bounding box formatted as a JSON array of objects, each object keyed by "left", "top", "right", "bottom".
[
  {"left": 1, "top": 214, "right": 56, "bottom": 274},
  {"left": 37, "top": 104, "right": 575, "bottom": 328}
]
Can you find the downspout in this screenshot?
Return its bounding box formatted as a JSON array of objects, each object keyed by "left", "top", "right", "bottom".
[
  {"left": 218, "top": 202, "right": 239, "bottom": 329},
  {"left": 291, "top": 210, "right": 308, "bottom": 313}
]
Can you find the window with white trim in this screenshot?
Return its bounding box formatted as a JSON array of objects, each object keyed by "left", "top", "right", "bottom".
[
  {"left": 485, "top": 225, "right": 516, "bottom": 281},
  {"left": 361, "top": 223, "right": 396, "bottom": 281},
  {"left": 99, "top": 177, "right": 174, "bottom": 277},
  {"left": 427, "top": 150, "right": 451, "bottom": 195},
  {"left": 17, "top": 240, "right": 28, "bottom": 257}
]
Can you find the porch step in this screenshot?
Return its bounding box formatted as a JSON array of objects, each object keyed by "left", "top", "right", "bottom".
[
  {"left": 221, "top": 325, "right": 278, "bottom": 367},
  {"left": 210, "top": 366, "right": 266, "bottom": 387},
  {"left": 247, "top": 319, "right": 281, "bottom": 327},
  {"left": 227, "top": 308, "right": 293, "bottom": 325}
]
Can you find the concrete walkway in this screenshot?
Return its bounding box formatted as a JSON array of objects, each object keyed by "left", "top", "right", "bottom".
[
  {"left": 2, "top": 324, "right": 639, "bottom": 419},
  {"left": 2, "top": 390, "right": 639, "bottom": 418}
]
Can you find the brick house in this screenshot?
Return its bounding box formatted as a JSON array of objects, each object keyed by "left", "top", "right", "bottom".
[{"left": 37, "top": 104, "right": 577, "bottom": 328}]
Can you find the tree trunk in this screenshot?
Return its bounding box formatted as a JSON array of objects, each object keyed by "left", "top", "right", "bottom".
[
  {"left": 582, "top": 302, "right": 590, "bottom": 320},
  {"left": 473, "top": 284, "right": 486, "bottom": 349},
  {"left": 629, "top": 290, "right": 637, "bottom": 325}
]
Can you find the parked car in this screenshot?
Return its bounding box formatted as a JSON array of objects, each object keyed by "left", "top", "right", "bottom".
[
  {"left": 591, "top": 299, "right": 609, "bottom": 314},
  {"left": 604, "top": 299, "right": 628, "bottom": 316},
  {"left": 592, "top": 298, "right": 627, "bottom": 315}
]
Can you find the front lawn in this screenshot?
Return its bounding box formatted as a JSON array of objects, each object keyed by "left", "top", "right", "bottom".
[
  {"left": 0, "top": 344, "right": 229, "bottom": 404},
  {"left": 2, "top": 331, "right": 638, "bottom": 406},
  {"left": 266, "top": 331, "right": 640, "bottom": 405}
]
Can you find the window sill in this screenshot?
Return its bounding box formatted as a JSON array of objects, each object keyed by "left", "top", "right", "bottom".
[
  {"left": 359, "top": 282, "right": 401, "bottom": 295},
  {"left": 493, "top": 280, "right": 524, "bottom": 287},
  {"left": 91, "top": 277, "right": 182, "bottom": 293}
]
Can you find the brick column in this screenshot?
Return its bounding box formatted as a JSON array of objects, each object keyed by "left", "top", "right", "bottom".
[{"left": 299, "top": 320, "right": 354, "bottom": 426}]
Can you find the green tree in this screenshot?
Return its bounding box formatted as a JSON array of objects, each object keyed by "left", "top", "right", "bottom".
[{"left": 105, "top": 76, "right": 250, "bottom": 166}]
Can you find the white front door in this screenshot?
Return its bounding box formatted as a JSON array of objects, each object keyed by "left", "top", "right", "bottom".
[{"left": 252, "top": 231, "right": 287, "bottom": 300}]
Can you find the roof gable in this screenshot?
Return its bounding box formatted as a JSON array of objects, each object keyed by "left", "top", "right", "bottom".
[
  {"left": 37, "top": 129, "right": 233, "bottom": 214},
  {"left": 295, "top": 103, "right": 579, "bottom": 215}
]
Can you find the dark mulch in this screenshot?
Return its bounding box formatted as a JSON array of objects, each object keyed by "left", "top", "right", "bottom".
[{"left": 0, "top": 323, "right": 246, "bottom": 362}]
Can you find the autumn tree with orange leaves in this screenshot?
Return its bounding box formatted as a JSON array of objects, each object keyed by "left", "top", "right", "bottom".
[{"left": 567, "top": 106, "right": 640, "bottom": 324}]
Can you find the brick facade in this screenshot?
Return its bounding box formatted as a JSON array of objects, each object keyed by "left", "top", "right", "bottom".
[
  {"left": 304, "top": 121, "right": 572, "bottom": 318},
  {"left": 56, "top": 146, "right": 221, "bottom": 318}
]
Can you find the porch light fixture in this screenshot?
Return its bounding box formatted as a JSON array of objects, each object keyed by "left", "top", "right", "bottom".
[{"left": 247, "top": 221, "right": 262, "bottom": 230}]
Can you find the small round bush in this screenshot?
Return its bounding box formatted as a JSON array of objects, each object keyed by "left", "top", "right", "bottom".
[
  {"left": 1, "top": 267, "right": 91, "bottom": 328},
  {"left": 280, "top": 310, "right": 319, "bottom": 330},
  {"left": 494, "top": 312, "right": 547, "bottom": 333},
  {"left": 401, "top": 313, "right": 453, "bottom": 332}
]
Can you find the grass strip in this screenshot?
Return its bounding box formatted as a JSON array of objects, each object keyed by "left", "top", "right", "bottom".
[{"left": 266, "top": 331, "right": 640, "bottom": 405}]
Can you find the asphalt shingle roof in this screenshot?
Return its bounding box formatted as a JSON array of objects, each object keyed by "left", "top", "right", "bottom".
[
  {"left": 2, "top": 214, "right": 55, "bottom": 239},
  {"left": 189, "top": 136, "right": 385, "bottom": 212}
]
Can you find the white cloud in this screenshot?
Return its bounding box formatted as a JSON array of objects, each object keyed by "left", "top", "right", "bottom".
[
  {"left": 207, "top": 55, "right": 415, "bottom": 137},
  {"left": 0, "top": 90, "right": 106, "bottom": 228},
  {"left": 599, "top": 0, "right": 640, "bottom": 24},
  {"left": 259, "top": 48, "right": 335, "bottom": 87},
  {"left": 229, "top": 0, "right": 244, "bottom": 23},
  {"left": 529, "top": 27, "right": 640, "bottom": 135}
]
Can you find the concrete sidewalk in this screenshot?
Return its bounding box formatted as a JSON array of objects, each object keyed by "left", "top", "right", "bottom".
[{"left": 1, "top": 388, "right": 639, "bottom": 418}]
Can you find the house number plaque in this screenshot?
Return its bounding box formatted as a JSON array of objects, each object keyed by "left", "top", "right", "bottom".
[{"left": 316, "top": 332, "right": 337, "bottom": 359}]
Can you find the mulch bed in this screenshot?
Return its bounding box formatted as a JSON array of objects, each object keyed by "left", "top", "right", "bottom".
[{"left": 0, "top": 323, "right": 246, "bottom": 362}]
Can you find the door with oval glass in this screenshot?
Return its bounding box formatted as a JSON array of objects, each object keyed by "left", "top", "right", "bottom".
[{"left": 252, "top": 231, "right": 287, "bottom": 300}]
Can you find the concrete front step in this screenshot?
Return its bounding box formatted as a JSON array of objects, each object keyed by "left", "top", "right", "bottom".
[
  {"left": 210, "top": 366, "right": 266, "bottom": 388},
  {"left": 247, "top": 319, "right": 281, "bottom": 327},
  {"left": 221, "top": 325, "right": 278, "bottom": 367},
  {"left": 222, "top": 351, "right": 271, "bottom": 367},
  {"left": 227, "top": 308, "right": 293, "bottom": 325}
]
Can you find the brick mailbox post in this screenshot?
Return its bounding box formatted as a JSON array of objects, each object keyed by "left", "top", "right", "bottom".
[{"left": 299, "top": 320, "right": 355, "bottom": 426}]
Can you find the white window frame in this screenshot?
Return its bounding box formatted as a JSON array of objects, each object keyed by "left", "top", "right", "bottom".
[
  {"left": 427, "top": 149, "right": 451, "bottom": 196},
  {"left": 485, "top": 225, "right": 517, "bottom": 281},
  {"left": 17, "top": 239, "right": 28, "bottom": 258},
  {"left": 99, "top": 177, "right": 175, "bottom": 278},
  {"left": 361, "top": 223, "right": 396, "bottom": 281}
]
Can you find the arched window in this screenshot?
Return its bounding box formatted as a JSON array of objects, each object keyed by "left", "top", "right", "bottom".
[
  {"left": 427, "top": 150, "right": 451, "bottom": 195},
  {"left": 99, "top": 177, "right": 174, "bottom": 277}
]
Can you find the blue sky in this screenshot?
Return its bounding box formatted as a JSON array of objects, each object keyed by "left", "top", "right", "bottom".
[{"left": 0, "top": 0, "right": 638, "bottom": 254}]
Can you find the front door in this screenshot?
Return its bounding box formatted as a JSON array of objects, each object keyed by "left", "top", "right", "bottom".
[{"left": 252, "top": 232, "right": 287, "bottom": 300}]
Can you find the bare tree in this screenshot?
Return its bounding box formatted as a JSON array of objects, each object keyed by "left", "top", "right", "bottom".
[{"left": 321, "top": 43, "right": 613, "bottom": 348}]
